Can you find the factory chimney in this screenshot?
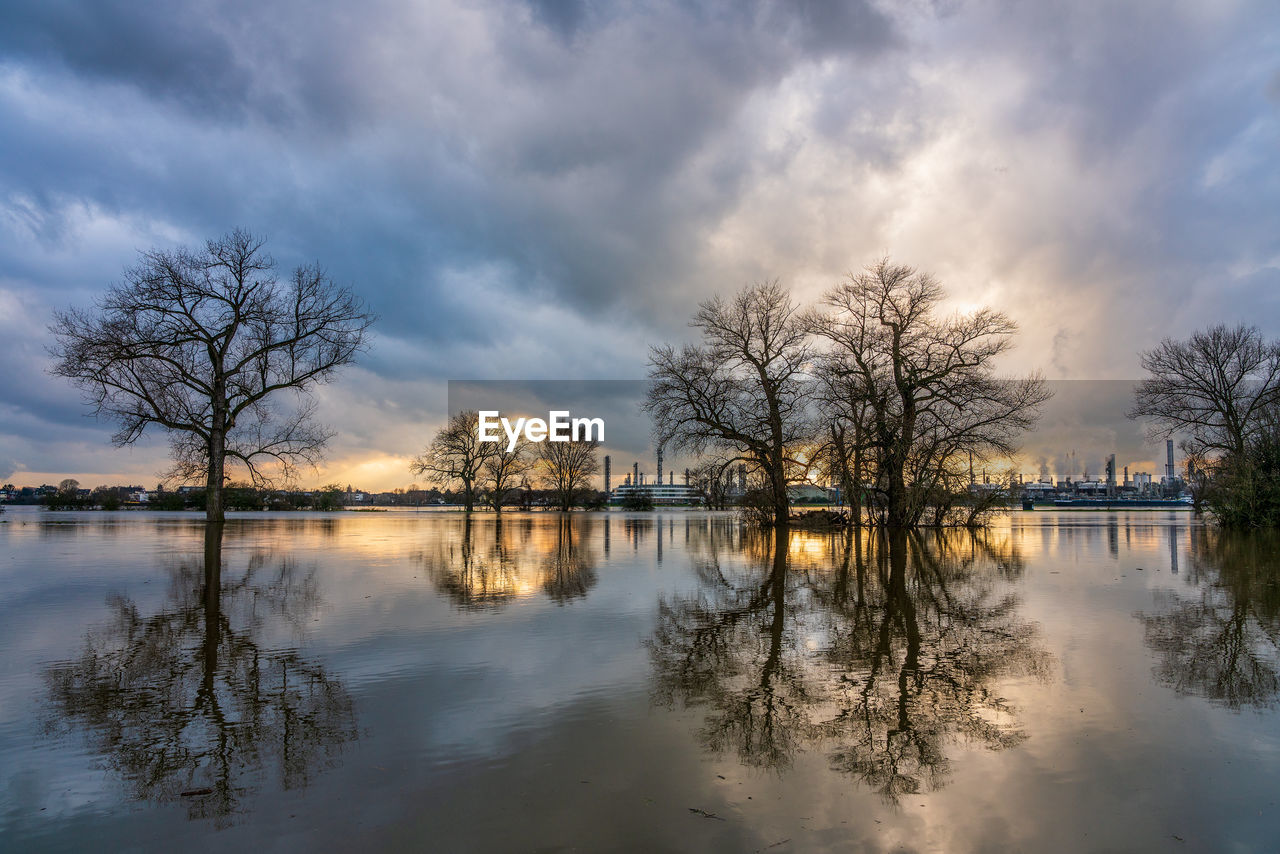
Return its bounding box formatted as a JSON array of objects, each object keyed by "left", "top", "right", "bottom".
[
  {"left": 1166, "top": 439, "right": 1175, "bottom": 481},
  {"left": 656, "top": 446, "right": 663, "bottom": 486},
  {"left": 633, "top": 461, "right": 639, "bottom": 489},
  {"left": 604, "top": 455, "right": 611, "bottom": 495}
]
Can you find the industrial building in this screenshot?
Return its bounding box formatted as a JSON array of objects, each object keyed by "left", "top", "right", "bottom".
[
  {"left": 1020, "top": 439, "right": 1190, "bottom": 507},
  {"left": 610, "top": 480, "right": 703, "bottom": 506},
  {"left": 608, "top": 448, "right": 703, "bottom": 506}
]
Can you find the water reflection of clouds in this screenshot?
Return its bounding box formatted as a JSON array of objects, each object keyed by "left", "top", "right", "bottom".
[
  {"left": 7, "top": 511, "right": 1280, "bottom": 851},
  {"left": 1137, "top": 528, "right": 1280, "bottom": 709},
  {"left": 41, "top": 526, "right": 357, "bottom": 823},
  {"left": 651, "top": 524, "right": 1051, "bottom": 803},
  {"left": 413, "top": 515, "right": 601, "bottom": 610}
]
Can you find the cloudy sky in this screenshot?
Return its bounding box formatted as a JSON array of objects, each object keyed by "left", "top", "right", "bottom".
[{"left": 1, "top": 0, "right": 1277, "bottom": 490}]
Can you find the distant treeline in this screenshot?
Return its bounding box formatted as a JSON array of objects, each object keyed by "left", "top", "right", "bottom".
[{"left": 4, "top": 481, "right": 624, "bottom": 512}]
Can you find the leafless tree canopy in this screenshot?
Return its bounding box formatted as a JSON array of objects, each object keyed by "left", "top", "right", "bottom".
[
  {"left": 537, "top": 439, "right": 601, "bottom": 512},
  {"left": 644, "top": 266, "right": 1046, "bottom": 528},
  {"left": 688, "top": 455, "right": 738, "bottom": 510},
  {"left": 645, "top": 281, "right": 814, "bottom": 523},
  {"left": 411, "top": 410, "right": 498, "bottom": 512},
  {"left": 483, "top": 440, "right": 533, "bottom": 511},
  {"left": 809, "top": 259, "right": 1049, "bottom": 527},
  {"left": 1128, "top": 324, "right": 1280, "bottom": 458},
  {"left": 48, "top": 229, "right": 373, "bottom": 522}
]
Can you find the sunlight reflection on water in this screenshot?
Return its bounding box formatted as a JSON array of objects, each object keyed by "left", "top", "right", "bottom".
[{"left": 1, "top": 507, "right": 1278, "bottom": 852}]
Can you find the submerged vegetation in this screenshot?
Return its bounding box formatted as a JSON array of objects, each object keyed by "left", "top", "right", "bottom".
[
  {"left": 645, "top": 260, "right": 1049, "bottom": 528},
  {"left": 1130, "top": 324, "right": 1280, "bottom": 528}
]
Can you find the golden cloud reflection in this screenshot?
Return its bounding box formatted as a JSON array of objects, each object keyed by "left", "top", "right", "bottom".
[
  {"left": 413, "top": 515, "right": 600, "bottom": 610},
  {"left": 650, "top": 523, "right": 1049, "bottom": 803},
  {"left": 42, "top": 525, "right": 357, "bottom": 824}
]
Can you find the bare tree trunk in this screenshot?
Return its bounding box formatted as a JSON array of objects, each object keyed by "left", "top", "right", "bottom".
[
  {"left": 851, "top": 437, "right": 863, "bottom": 527},
  {"left": 770, "top": 454, "right": 790, "bottom": 523},
  {"left": 885, "top": 451, "right": 908, "bottom": 529},
  {"left": 206, "top": 429, "right": 226, "bottom": 523},
  {"left": 202, "top": 524, "right": 223, "bottom": 699},
  {"left": 205, "top": 373, "right": 228, "bottom": 522}
]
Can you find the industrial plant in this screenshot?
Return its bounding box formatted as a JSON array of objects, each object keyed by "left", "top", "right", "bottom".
[
  {"left": 604, "top": 439, "right": 1193, "bottom": 510},
  {"left": 1018, "top": 439, "right": 1192, "bottom": 508},
  {"left": 604, "top": 449, "right": 703, "bottom": 506}
]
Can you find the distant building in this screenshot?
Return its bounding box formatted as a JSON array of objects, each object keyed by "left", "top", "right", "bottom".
[
  {"left": 787, "top": 483, "right": 834, "bottom": 503},
  {"left": 1023, "top": 481, "right": 1057, "bottom": 497},
  {"left": 610, "top": 482, "right": 702, "bottom": 506}
]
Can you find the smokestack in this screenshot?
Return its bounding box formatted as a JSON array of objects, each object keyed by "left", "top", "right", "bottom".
[
  {"left": 1106, "top": 454, "right": 1116, "bottom": 497},
  {"left": 669, "top": 471, "right": 673, "bottom": 485},
  {"left": 656, "top": 446, "right": 663, "bottom": 486},
  {"left": 1166, "top": 439, "right": 1175, "bottom": 480},
  {"left": 738, "top": 464, "right": 747, "bottom": 493},
  {"left": 604, "top": 455, "right": 611, "bottom": 494},
  {"left": 633, "top": 461, "right": 639, "bottom": 488},
  {"left": 684, "top": 468, "right": 690, "bottom": 486}
]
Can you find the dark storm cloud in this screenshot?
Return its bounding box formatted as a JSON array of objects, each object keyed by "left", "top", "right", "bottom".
[
  {"left": 0, "top": 0, "right": 900, "bottom": 345},
  {"left": 0, "top": 0, "right": 254, "bottom": 115},
  {"left": 0, "top": 0, "right": 1276, "bottom": 488}
]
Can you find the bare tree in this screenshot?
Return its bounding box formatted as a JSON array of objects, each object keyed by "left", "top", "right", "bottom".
[
  {"left": 1128, "top": 324, "right": 1280, "bottom": 459},
  {"left": 537, "top": 439, "right": 601, "bottom": 511},
  {"left": 812, "top": 355, "right": 878, "bottom": 524},
  {"left": 411, "top": 410, "right": 496, "bottom": 512},
  {"left": 49, "top": 229, "right": 373, "bottom": 523},
  {"left": 809, "top": 259, "right": 1049, "bottom": 528},
  {"left": 484, "top": 439, "right": 533, "bottom": 512},
  {"left": 688, "top": 456, "right": 737, "bottom": 510},
  {"left": 645, "top": 281, "right": 813, "bottom": 525}
]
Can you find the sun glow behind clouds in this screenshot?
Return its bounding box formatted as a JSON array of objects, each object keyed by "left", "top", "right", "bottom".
[{"left": 0, "top": 0, "right": 1276, "bottom": 487}]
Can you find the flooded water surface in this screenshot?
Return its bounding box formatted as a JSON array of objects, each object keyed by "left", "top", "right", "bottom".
[{"left": 1, "top": 508, "right": 1278, "bottom": 852}]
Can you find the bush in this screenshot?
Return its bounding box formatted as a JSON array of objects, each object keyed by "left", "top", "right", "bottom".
[
  {"left": 737, "top": 487, "right": 778, "bottom": 527},
  {"left": 620, "top": 491, "right": 654, "bottom": 511},
  {"left": 1205, "top": 431, "right": 1280, "bottom": 528}
]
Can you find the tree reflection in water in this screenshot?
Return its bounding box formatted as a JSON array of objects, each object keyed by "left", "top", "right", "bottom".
[
  {"left": 43, "top": 524, "right": 357, "bottom": 823},
  {"left": 417, "top": 515, "right": 599, "bottom": 610},
  {"left": 1138, "top": 527, "right": 1280, "bottom": 709},
  {"left": 650, "top": 522, "right": 1049, "bottom": 803}
]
